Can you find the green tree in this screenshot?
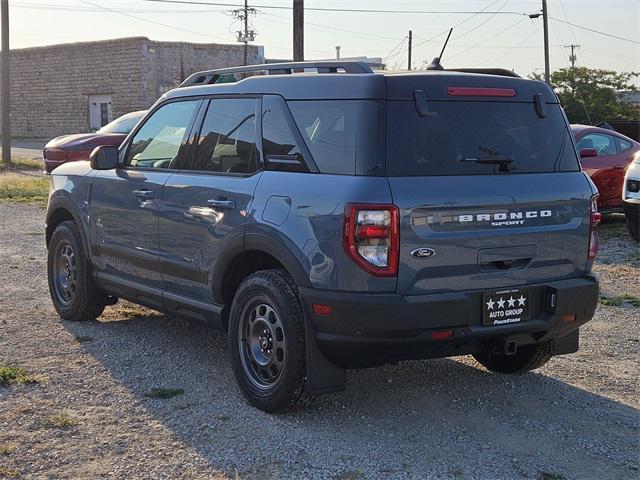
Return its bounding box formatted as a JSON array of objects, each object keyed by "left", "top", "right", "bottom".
[{"left": 531, "top": 67, "right": 638, "bottom": 125}]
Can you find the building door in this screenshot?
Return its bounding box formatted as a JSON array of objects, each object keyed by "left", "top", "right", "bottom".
[{"left": 88, "top": 95, "right": 113, "bottom": 130}]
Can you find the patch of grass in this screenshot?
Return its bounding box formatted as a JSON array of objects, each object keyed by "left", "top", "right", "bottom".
[
  {"left": 145, "top": 388, "right": 184, "bottom": 399},
  {"left": 336, "top": 470, "right": 364, "bottom": 480},
  {"left": 599, "top": 296, "right": 623, "bottom": 306},
  {"left": 0, "top": 365, "right": 38, "bottom": 386},
  {"left": 599, "top": 295, "right": 640, "bottom": 307},
  {"left": 0, "top": 156, "right": 42, "bottom": 171},
  {"left": 0, "top": 466, "right": 19, "bottom": 478},
  {"left": 0, "top": 173, "right": 49, "bottom": 203},
  {"left": 43, "top": 413, "right": 79, "bottom": 429},
  {"left": 538, "top": 472, "right": 567, "bottom": 480},
  {"left": 0, "top": 443, "right": 16, "bottom": 456}
]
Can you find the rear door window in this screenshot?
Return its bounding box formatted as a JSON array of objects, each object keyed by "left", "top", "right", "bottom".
[
  {"left": 578, "top": 133, "right": 617, "bottom": 156},
  {"left": 387, "top": 101, "right": 579, "bottom": 176}
]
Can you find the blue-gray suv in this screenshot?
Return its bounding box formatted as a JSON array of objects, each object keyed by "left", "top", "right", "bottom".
[{"left": 46, "top": 61, "right": 600, "bottom": 412}]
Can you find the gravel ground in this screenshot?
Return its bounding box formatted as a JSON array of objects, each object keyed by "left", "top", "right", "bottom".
[{"left": 0, "top": 202, "right": 638, "bottom": 480}]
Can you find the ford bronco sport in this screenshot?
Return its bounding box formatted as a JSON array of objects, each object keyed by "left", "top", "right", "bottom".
[{"left": 46, "top": 61, "right": 600, "bottom": 413}]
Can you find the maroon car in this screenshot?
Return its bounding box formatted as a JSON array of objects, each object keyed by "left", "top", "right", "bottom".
[
  {"left": 43, "top": 110, "right": 146, "bottom": 172},
  {"left": 572, "top": 124, "right": 640, "bottom": 213}
]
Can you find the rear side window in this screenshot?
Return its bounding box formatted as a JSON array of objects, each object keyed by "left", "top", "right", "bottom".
[
  {"left": 387, "top": 101, "right": 580, "bottom": 176},
  {"left": 288, "top": 100, "right": 356, "bottom": 174},
  {"left": 288, "top": 100, "right": 384, "bottom": 175},
  {"left": 191, "top": 98, "right": 259, "bottom": 174},
  {"left": 262, "top": 95, "right": 309, "bottom": 172},
  {"left": 616, "top": 136, "right": 633, "bottom": 153}
]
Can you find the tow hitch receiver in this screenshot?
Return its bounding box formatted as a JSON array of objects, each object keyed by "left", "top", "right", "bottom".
[{"left": 493, "top": 340, "right": 518, "bottom": 356}]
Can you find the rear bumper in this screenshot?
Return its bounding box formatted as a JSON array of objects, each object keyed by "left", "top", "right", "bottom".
[{"left": 299, "top": 275, "right": 599, "bottom": 367}]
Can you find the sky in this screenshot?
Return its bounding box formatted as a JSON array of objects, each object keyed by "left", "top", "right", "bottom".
[{"left": 6, "top": 0, "right": 640, "bottom": 81}]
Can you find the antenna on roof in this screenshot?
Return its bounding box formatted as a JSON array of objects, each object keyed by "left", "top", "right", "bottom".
[{"left": 426, "top": 28, "right": 453, "bottom": 71}]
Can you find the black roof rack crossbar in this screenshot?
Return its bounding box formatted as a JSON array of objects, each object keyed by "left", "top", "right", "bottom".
[
  {"left": 446, "top": 68, "right": 521, "bottom": 78},
  {"left": 180, "top": 60, "right": 374, "bottom": 87}
]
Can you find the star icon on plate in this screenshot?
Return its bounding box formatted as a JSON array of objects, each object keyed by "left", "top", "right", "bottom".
[
  {"left": 517, "top": 294, "right": 527, "bottom": 306},
  {"left": 497, "top": 297, "right": 506, "bottom": 309},
  {"left": 507, "top": 296, "right": 516, "bottom": 307},
  {"left": 486, "top": 299, "right": 495, "bottom": 310}
]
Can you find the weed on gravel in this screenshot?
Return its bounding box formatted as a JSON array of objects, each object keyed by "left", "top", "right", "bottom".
[
  {"left": 0, "top": 365, "right": 38, "bottom": 386},
  {"left": 0, "top": 444, "right": 16, "bottom": 456},
  {"left": 0, "top": 466, "right": 19, "bottom": 479},
  {"left": 599, "top": 295, "right": 640, "bottom": 307},
  {"left": 145, "top": 388, "right": 185, "bottom": 399},
  {"left": 43, "top": 413, "right": 79, "bottom": 429}
]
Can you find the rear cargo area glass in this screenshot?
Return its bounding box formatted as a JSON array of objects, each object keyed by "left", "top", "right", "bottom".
[{"left": 387, "top": 100, "right": 580, "bottom": 176}]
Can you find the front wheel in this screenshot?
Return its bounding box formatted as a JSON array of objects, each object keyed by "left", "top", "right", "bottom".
[
  {"left": 228, "top": 269, "right": 314, "bottom": 413},
  {"left": 47, "top": 220, "right": 106, "bottom": 321},
  {"left": 473, "top": 342, "right": 552, "bottom": 374}
]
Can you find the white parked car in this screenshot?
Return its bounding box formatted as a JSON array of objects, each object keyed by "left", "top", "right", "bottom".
[{"left": 622, "top": 152, "right": 640, "bottom": 241}]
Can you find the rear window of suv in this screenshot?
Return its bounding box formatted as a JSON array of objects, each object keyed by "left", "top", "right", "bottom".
[{"left": 387, "top": 100, "right": 579, "bottom": 176}]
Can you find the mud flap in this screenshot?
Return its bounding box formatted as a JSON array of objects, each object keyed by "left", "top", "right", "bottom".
[
  {"left": 304, "top": 319, "right": 346, "bottom": 395},
  {"left": 551, "top": 328, "right": 579, "bottom": 355}
]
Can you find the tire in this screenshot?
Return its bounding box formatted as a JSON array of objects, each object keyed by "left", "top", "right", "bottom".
[
  {"left": 625, "top": 213, "right": 639, "bottom": 242},
  {"left": 473, "top": 342, "right": 552, "bottom": 374},
  {"left": 47, "top": 220, "right": 106, "bottom": 321},
  {"left": 228, "top": 269, "right": 314, "bottom": 413}
]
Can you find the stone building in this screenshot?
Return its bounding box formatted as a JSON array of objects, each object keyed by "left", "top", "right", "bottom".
[{"left": 0, "top": 37, "right": 263, "bottom": 138}]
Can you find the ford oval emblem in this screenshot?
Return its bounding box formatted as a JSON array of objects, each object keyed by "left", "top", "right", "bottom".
[{"left": 411, "top": 247, "right": 436, "bottom": 258}]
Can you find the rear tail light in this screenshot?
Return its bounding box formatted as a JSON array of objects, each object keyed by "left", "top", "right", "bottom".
[
  {"left": 344, "top": 204, "right": 399, "bottom": 277},
  {"left": 588, "top": 194, "right": 601, "bottom": 262}
]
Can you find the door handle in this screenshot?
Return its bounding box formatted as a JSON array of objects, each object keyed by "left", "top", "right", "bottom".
[
  {"left": 132, "top": 189, "right": 155, "bottom": 200},
  {"left": 207, "top": 198, "right": 236, "bottom": 210},
  {"left": 613, "top": 165, "right": 625, "bottom": 170}
]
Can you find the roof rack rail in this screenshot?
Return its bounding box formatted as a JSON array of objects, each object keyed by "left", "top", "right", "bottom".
[
  {"left": 446, "top": 68, "right": 521, "bottom": 78},
  {"left": 179, "top": 60, "right": 374, "bottom": 88}
]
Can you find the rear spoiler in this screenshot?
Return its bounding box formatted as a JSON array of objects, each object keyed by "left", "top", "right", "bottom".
[{"left": 446, "top": 68, "right": 521, "bottom": 78}]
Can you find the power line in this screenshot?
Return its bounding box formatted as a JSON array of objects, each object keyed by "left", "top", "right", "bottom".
[
  {"left": 143, "top": 0, "right": 529, "bottom": 15},
  {"left": 447, "top": 15, "right": 529, "bottom": 61},
  {"left": 549, "top": 16, "right": 640, "bottom": 45},
  {"left": 77, "top": 0, "right": 232, "bottom": 42}
]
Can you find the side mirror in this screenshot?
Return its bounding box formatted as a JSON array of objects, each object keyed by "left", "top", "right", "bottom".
[
  {"left": 580, "top": 148, "right": 598, "bottom": 159},
  {"left": 89, "top": 145, "right": 119, "bottom": 170}
]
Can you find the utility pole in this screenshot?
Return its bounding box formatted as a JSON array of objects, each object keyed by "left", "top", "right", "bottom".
[
  {"left": 232, "top": 0, "right": 255, "bottom": 66},
  {"left": 1, "top": 0, "right": 10, "bottom": 166},
  {"left": 566, "top": 44, "right": 580, "bottom": 68},
  {"left": 542, "top": 0, "right": 550, "bottom": 84},
  {"left": 407, "top": 30, "right": 412, "bottom": 70},
  {"left": 293, "top": 0, "right": 304, "bottom": 61}
]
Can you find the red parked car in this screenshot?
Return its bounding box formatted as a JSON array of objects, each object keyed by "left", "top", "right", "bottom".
[
  {"left": 43, "top": 110, "right": 146, "bottom": 172},
  {"left": 572, "top": 124, "right": 640, "bottom": 212}
]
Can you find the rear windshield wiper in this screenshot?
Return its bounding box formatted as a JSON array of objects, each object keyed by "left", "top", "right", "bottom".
[{"left": 461, "top": 156, "right": 514, "bottom": 165}]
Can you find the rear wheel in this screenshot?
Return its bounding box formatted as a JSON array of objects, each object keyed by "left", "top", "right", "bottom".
[
  {"left": 228, "top": 269, "right": 313, "bottom": 413},
  {"left": 47, "top": 221, "right": 107, "bottom": 321},
  {"left": 473, "top": 342, "right": 552, "bottom": 374}
]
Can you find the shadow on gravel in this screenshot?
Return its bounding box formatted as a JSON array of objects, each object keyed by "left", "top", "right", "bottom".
[{"left": 62, "top": 311, "right": 639, "bottom": 479}]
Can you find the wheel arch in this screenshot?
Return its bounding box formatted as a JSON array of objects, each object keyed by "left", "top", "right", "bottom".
[
  {"left": 213, "top": 232, "right": 311, "bottom": 310},
  {"left": 46, "top": 195, "right": 89, "bottom": 255}
]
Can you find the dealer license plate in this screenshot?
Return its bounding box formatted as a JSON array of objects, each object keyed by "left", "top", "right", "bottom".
[{"left": 482, "top": 288, "right": 529, "bottom": 326}]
